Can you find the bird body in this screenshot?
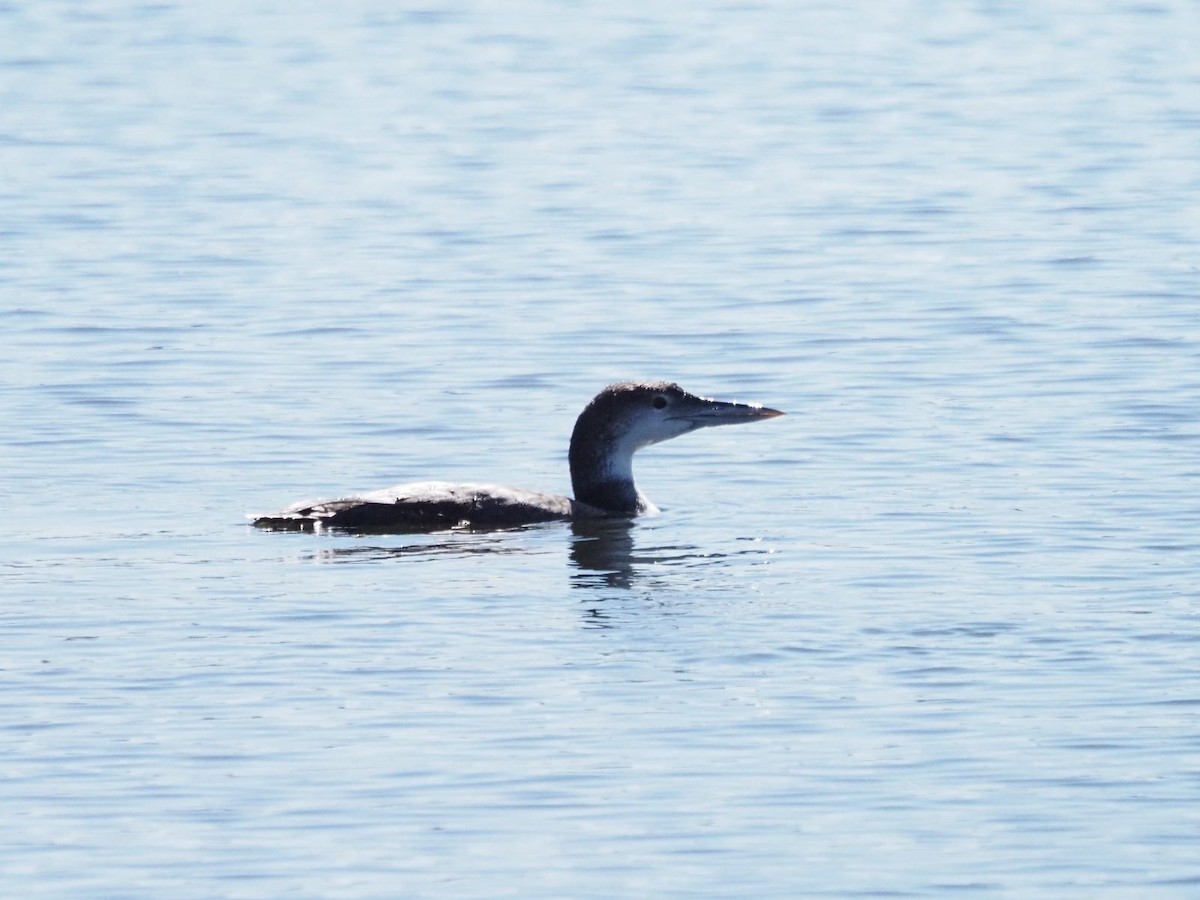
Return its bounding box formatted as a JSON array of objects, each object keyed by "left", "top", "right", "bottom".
[{"left": 255, "top": 481, "right": 583, "bottom": 532}]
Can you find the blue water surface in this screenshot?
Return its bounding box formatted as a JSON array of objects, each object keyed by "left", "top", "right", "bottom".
[{"left": 3, "top": 1, "right": 1200, "bottom": 896}]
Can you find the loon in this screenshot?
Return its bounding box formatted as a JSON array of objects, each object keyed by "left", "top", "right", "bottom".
[{"left": 252, "top": 380, "right": 783, "bottom": 533}]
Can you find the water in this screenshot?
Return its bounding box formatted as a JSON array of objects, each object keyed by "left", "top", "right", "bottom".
[{"left": 3, "top": 1, "right": 1200, "bottom": 895}]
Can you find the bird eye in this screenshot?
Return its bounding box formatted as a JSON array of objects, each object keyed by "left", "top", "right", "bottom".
[{"left": 653, "top": 395, "right": 668, "bottom": 410}]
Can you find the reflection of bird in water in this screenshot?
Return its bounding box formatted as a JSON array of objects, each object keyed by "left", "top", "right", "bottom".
[
  {"left": 253, "top": 381, "right": 783, "bottom": 533},
  {"left": 569, "top": 518, "right": 638, "bottom": 590}
]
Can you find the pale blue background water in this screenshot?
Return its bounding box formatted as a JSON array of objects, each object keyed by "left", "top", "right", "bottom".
[{"left": 4, "top": 1, "right": 1200, "bottom": 896}]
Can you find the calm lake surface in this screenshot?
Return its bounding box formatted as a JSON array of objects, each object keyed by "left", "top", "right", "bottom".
[{"left": 4, "top": 1, "right": 1200, "bottom": 896}]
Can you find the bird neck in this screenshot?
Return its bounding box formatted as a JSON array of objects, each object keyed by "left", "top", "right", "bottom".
[{"left": 569, "top": 419, "right": 647, "bottom": 515}]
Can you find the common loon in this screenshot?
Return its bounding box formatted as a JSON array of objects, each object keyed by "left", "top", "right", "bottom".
[{"left": 252, "top": 380, "right": 783, "bottom": 532}]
